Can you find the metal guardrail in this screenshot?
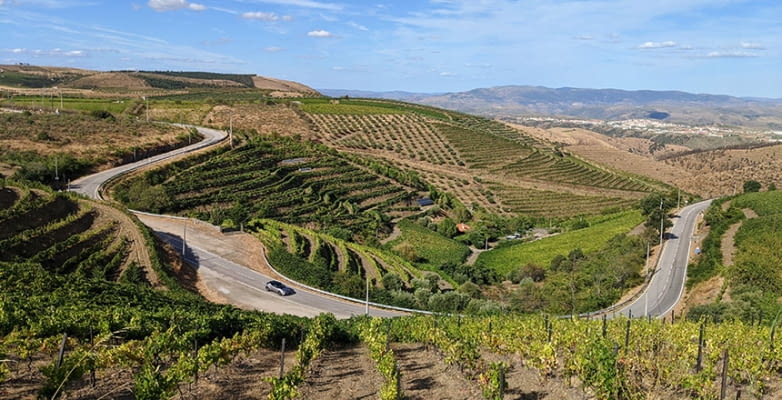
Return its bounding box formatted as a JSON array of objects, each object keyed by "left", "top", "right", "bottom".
[
  {"left": 258, "top": 242, "right": 432, "bottom": 316},
  {"left": 131, "top": 209, "right": 431, "bottom": 315},
  {"left": 96, "top": 125, "right": 227, "bottom": 201}
]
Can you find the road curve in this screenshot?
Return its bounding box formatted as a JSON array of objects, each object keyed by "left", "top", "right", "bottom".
[
  {"left": 141, "top": 217, "right": 400, "bottom": 318},
  {"left": 615, "top": 199, "right": 713, "bottom": 318},
  {"left": 69, "top": 124, "right": 402, "bottom": 318},
  {"left": 69, "top": 125, "right": 226, "bottom": 200}
]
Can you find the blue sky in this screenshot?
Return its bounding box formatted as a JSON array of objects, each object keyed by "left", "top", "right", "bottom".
[{"left": 1, "top": 0, "right": 780, "bottom": 97}]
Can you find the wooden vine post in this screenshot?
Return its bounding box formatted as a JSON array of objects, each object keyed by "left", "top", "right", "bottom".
[{"left": 279, "top": 338, "right": 286, "bottom": 378}]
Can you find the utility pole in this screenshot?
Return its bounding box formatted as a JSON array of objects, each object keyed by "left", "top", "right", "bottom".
[
  {"left": 365, "top": 274, "right": 369, "bottom": 315},
  {"left": 659, "top": 198, "right": 664, "bottom": 245},
  {"left": 143, "top": 96, "right": 149, "bottom": 122},
  {"left": 677, "top": 189, "right": 681, "bottom": 209},
  {"left": 229, "top": 111, "right": 234, "bottom": 149}
]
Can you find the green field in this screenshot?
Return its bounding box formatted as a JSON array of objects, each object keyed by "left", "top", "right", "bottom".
[
  {"left": 477, "top": 210, "right": 644, "bottom": 275},
  {"left": 300, "top": 98, "right": 409, "bottom": 115},
  {"left": 386, "top": 219, "right": 471, "bottom": 269},
  {"left": 1, "top": 96, "right": 131, "bottom": 114}
]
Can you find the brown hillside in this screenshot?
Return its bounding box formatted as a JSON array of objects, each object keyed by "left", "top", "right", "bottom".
[
  {"left": 665, "top": 145, "right": 782, "bottom": 198},
  {"left": 0, "top": 64, "right": 91, "bottom": 78},
  {"left": 204, "top": 104, "right": 316, "bottom": 138},
  {"left": 507, "top": 121, "right": 782, "bottom": 198},
  {"left": 518, "top": 124, "right": 690, "bottom": 188},
  {"left": 69, "top": 72, "right": 151, "bottom": 89},
  {"left": 136, "top": 72, "right": 246, "bottom": 88},
  {"left": 0, "top": 112, "right": 189, "bottom": 173},
  {"left": 252, "top": 75, "right": 319, "bottom": 96}
]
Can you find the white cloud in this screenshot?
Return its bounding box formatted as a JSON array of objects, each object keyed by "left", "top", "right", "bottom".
[
  {"left": 639, "top": 41, "right": 676, "bottom": 49},
  {"left": 348, "top": 21, "right": 368, "bottom": 31},
  {"left": 238, "top": 0, "right": 342, "bottom": 11},
  {"left": 242, "top": 11, "right": 279, "bottom": 21},
  {"left": 148, "top": 0, "right": 186, "bottom": 11},
  {"left": 706, "top": 51, "right": 757, "bottom": 58},
  {"left": 6, "top": 48, "right": 86, "bottom": 57},
  {"left": 439, "top": 71, "right": 455, "bottom": 76},
  {"left": 148, "top": 0, "right": 205, "bottom": 12},
  {"left": 740, "top": 42, "right": 764, "bottom": 50},
  {"left": 265, "top": 46, "right": 285, "bottom": 52},
  {"left": 575, "top": 35, "right": 593, "bottom": 41},
  {"left": 307, "top": 29, "right": 333, "bottom": 37}
]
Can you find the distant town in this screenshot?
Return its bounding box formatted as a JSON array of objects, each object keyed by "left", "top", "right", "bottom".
[{"left": 510, "top": 116, "right": 782, "bottom": 142}]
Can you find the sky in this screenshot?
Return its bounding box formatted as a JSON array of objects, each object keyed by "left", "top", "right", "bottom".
[{"left": 1, "top": 0, "right": 780, "bottom": 98}]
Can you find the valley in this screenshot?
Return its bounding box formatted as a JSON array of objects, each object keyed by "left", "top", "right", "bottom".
[{"left": 1, "top": 66, "right": 781, "bottom": 399}]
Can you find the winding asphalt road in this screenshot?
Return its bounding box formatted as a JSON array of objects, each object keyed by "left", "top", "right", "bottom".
[
  {"left": 615, "top": 199, "right": 712, "bottom": 318},
  {"left": 70, "top": 123, "right": 706, "bottom": 320},
  {"left": 69, "top": 124, "right": 401, "bottom": 318},
  {"left": 69, "top": 124, "right": 226, "bottom": 199}
]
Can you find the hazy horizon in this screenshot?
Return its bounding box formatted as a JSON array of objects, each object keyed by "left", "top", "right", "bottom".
[{"left": 1, "top": 0, "right": 780, "bottom": 98}]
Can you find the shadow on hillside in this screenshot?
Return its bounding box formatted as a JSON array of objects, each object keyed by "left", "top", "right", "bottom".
[{"left": 153, "top": 231, "right": 201, "bottom": 269}]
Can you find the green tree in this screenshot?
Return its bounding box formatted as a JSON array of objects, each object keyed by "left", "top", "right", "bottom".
[
  {"left": 639, "top": 192, "right": 675, "bottom": 245},
  {"left": 381, "top": 272, "right": 404, "bottom": 291},
  {"left": 393, "top": 241, "right": 419, "bottom": 262},
  {"left": 510, "top": 279, "right": 545, "bottom": 313},
  {"left": 743, "top": 180, "right": 761, "bottom": 193},
  {"left": 457, "top": 281, "right": 483, "bottom": 299},
  {"left": 437, "top": 217, "right": 458, "bottom": 238}
]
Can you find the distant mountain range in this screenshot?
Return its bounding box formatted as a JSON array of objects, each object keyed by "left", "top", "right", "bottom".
[{"left": 320, "top": 86, "right": 782, "bottom": 129}]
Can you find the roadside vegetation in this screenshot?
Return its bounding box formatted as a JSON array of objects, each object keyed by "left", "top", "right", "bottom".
[{"left": 688, "top": 188, "right": 782, "bottom": 323}]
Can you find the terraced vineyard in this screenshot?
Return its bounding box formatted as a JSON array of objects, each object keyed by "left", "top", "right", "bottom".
[
  {"left": 489, "top": 184, "right": 639, "bottom": 217},
  {"left": 252, "top": 218, "right": 423, "bottom": 290},
  {"left": 0, "top": 185, "right": 157, "bottom": 284},
  {"left": 309, "top": 113, "right": 464, "bottom": 167},
  {"left": 300, "top": 98, "right": 664, "bottom": 217},
  {"left": 112, "top": 135, "right": 420, "bottom": 234}
]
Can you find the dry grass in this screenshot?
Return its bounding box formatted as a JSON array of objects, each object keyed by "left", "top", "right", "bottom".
[
  {"left": 514, "top": 122, "right": 782, "bottom": 199},
  {"left": 0, "top": 111, "right": 187, "bottom": 170},
  {"left": 252, "top": 75, "right": 319, "bottom": 95},
  {"left": 69, "top": 72, "right": 151, "bottom": 90},
  {"left": 204, "top": 104, "right": 315, "bottom": 138}
]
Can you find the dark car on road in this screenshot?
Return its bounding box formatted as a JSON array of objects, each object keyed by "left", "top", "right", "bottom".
[{"left": 265, "top": 280, "right": 295, "bottom": 296}]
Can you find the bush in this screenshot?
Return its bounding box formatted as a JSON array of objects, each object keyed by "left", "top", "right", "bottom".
[
  {"left": 90, "top": 109, "right": 115, "bottom": 120},
  {"left": 743, "top": 180, "right": 761, "bottom": 193},
  {"left": 381, "top": 272, "right": 404, "bottom": 291},
  {"left": 427, "top": 291, "right": 471, "bottom": 313},
  {"left": 267, "top": 246, "right": 332, "bottom": 289}
]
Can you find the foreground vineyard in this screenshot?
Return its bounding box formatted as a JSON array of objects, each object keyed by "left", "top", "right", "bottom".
[
  {"left": 3, "top": 304, "right": 780, "bottom": 399},
  {"left": 2, "top": 184, "right": 779, "bottom": 399}
]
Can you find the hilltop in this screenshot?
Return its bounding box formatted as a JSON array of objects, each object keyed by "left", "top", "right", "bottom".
[{"left": 0, "top": 64, "right": 319, "bottom": 97}]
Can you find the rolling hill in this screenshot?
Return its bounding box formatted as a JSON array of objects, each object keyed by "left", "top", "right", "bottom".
[
  {"left": 321, "top": 85, "right": 782, "bottom": 129},
  {"left": 0, "top": 64, "right": 319, "bottom": 97}
]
